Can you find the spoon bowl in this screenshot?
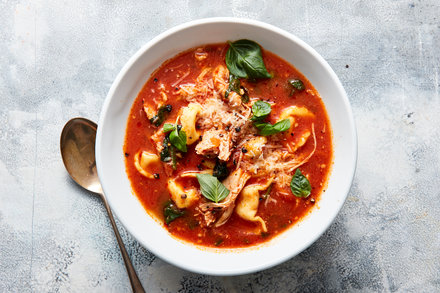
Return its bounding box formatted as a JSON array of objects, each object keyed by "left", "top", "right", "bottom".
[
  {"left": 60, "top": 118, "right": 102, "bottom": 194},
  {"left": 60, "top": 117, "right": 145, "bottom": 293}
]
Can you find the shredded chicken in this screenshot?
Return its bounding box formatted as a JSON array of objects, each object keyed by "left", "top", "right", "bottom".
[
  {"left": 192, "top": 95, "right": 252, "bottom": 161},
  {"left": 239, "top": 124, "right": 317, "bottom": 187},
  {"left": 212, "top": 65, "right": 229, "bottom": 98},
  {"left": 195, "top": 128, "right": 224, "bottom": 158},
  {"left": 198, "top": 169, "right": 251, "bottom": 227}
]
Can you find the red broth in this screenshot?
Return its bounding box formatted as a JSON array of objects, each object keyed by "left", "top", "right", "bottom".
[{"left": 124, "top": 43, "right": 332, "bottom": 248}]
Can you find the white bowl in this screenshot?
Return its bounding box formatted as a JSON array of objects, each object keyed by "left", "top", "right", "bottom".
[{"left": 96, "top": 17, "right": 357, "bottom": 276}]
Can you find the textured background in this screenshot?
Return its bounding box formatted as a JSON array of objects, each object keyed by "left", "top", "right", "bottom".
[{"left": 1, "top": 0, "right": 440, "bottom": 292}]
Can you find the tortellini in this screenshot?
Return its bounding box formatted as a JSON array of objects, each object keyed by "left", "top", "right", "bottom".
[
  {"left": 167, "top": 178, "right": 199, "bottom": 209},
  {"left": 291, "top": 130, "right": 311, "bottom": 152},
  {"left": 134, "top": 151, "right": 160, "bottom": 179},
  {"left": 235, "top": 178, "right": 273, "bottom": 232},
  {"left": 279, "top": 106, "right": 314, "bottom": 129},
  {"left": 180, "top": 103, "right": 202, "bottom": 145},
  {"left": 280, "top": 106, "right": 314, "bottom": 152}
]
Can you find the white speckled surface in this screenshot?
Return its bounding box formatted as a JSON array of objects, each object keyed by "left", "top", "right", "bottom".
[{"left": 1, "top": 1, "right": 439, "bottom": 292}]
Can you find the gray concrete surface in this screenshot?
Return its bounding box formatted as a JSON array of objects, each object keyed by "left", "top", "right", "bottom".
[{"left": 1, "top": 0, "right": 439, "bottom": 292}]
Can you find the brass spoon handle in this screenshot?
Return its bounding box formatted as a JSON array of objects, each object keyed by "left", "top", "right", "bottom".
[{"left": 99, "top": 192, "right": 146, "bottom": 293}]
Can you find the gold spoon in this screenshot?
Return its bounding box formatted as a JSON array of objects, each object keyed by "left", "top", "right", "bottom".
[{"left": 60, "top": 117, "right": 145, "bottom": 293}]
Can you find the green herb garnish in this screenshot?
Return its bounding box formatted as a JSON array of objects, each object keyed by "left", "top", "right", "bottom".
[
  {"left": 290, "top": 169, "right": 311, "bottom": 198},
  {"left": 254, "top": 119, "right": 291, "bottom": 136},
  {"left": 250, "top": 100, "right": 290, "bottom": 136},
  {"left": 160, "top": 128, "right": 181, "bottom": 170},
  {"left": 169, "top": 127, "right": 187, "bottom": 152},
  {"left": 288, "top": 79, "right": 305, "bottom": 95},
  {"left": 226, "top": 40, "right": 272, "bottom": 80},
  {"left": 150, "top": 104, "right": 172, "bottom": 126},
  {"left": 225, "top": 74, "right": 250, "bottom": 103},
  {"left": 163, "top": 123, "right": 175, "bottom": 133},
  {"left": 196, "top": 174, "right": 230, "bottom": 203},
  {"left": 250, "top": 100, "right": 271, "bottom": 121},
  {"left": 225, "top": 74, "right": 240, "bottom": 98},
  {"left": 160, "top": 136, "right": 172, "bottom": 162},
  {"left": 240, "top": 86, "right": 250, "bottom": 103},
  {"left": 170, "top": 143, "right": 177, "bottom": 170},
  {"left": 163, "top": 200, "right": 184, "bottom": 224}
]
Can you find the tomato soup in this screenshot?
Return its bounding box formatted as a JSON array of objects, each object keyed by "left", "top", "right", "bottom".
[{"left": 124, "top": 41, "right": 332, "bottom": 248}]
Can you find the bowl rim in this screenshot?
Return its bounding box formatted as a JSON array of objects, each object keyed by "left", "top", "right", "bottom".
[{"left": 96, "top": 17, "right": 358, "bottom": 275}]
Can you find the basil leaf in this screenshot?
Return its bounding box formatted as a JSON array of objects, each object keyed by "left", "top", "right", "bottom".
[
  {"left": 213, "top": 160, "right": 230, "bottom": 181},
  {"left": 272, "top": 119, "right": 291, "bottom": 132},
  {"left": 160, "top": 134, "right": 178, "bottom": 169},
  {"left": 169, "top": 128, "right": 187, "bottom": 152},
  {"left": 150, "top": 104, "right": 172, "bottom": 126},
  {"left": 160, "top": 136, "right": 172, "bottom": 162},
  {"left": 225, "top": 74, "right": 240, "bottom": 98},
  {"left": 225, "top": 74, "right": 250, "bottom": 104},
  {"left": 254, "top": 119, "right": 291, "bottom": 136},
  {"left": 196, "top": 174, "right": 230, "bottom": 203},
  {"left": 163, "top": 200, "right": 185, "bottom": 224},
  {"left": 251, "top": 100, "right": 271, "bottom": 121},
  {"left": 290, "top": 169, "right": 311, "bottom": 198},
  {"left": 214, "top": 238, "right": 224, "bottom": 246},
  {"left": 240, "top": 86, "right": 250, "bottom": 103},
  {"left": 163, "top": 123, "right": 175, "bottom": 133},
  {"left": 170, "top": 145, "right": 177, "bottom": 170},
  {"left": 254, "top": 121, "right": 275, "bottom": 135},
  {"left": 226, "top": 39, "right": 272, "bottom": 80},
  {"left": 288, "top": 79, "right": 305, "bottom": 95}
]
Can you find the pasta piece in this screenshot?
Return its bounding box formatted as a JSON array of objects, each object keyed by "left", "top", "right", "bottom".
[
  {"left": 134, "top": 151, "right": 160, "bottom": 179},
  {"left": 279, "top": 106, "right": 314, "bottom": 152},
  {"left": 243, "top": 136, "right": 267, "bottom": 159},
  {"left": 235, "top": 178, "right": 274, "bottom": 232},
  {"left": 280, "top": 105, "right": 314, "bottom": 118},
  {"left": 288, "top": 130, "right": 311, "bottom": 153},
  {"left": 167, "top": 178, "right": 199, "bottom": 209},
  {"left": 279, "top": 106, "right": 314, "bottom": 129},
  {"left": 180, "top": 103, "right": 202, "bottom": 145}
]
